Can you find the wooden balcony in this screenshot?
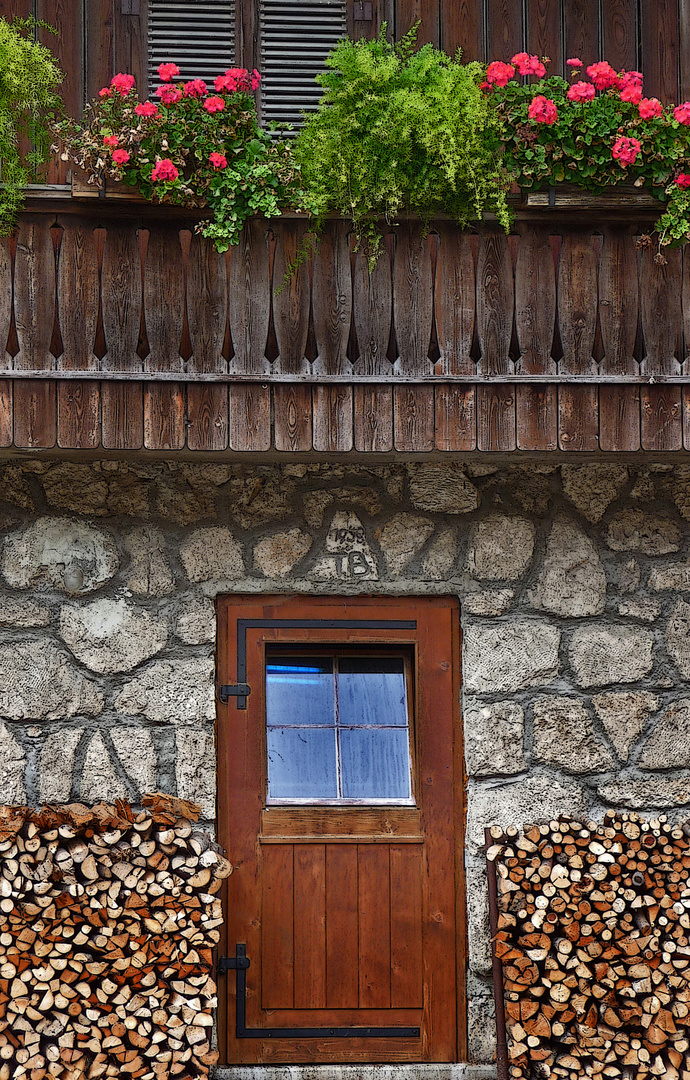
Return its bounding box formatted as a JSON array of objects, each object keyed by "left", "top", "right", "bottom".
[{"left": 1, "top": 197, "right": 688, "bottom": 457}]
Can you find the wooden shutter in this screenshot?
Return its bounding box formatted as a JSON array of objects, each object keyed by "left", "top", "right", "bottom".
[
  {"left": 147, "top": 0, "right": 237, "bottom": 93},
  {"left": 259, "top": 0, "right": 347, "bottom": 127}
]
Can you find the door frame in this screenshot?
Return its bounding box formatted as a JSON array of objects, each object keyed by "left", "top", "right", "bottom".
[{"left": 215, "top": 593, "right": 467, "bottom": 1064}]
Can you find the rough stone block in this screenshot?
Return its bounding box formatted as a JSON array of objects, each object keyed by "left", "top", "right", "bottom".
[
  {"left": 649, "top": 561, "right": 690, "bottom": 592},
  {"left": 421, "top": 528, "right": 458, "bottom": 580},
  {"left": 466, "top": 514, "right": 534, "bottom": 581},
  {"left": 176, "top": 728, "right": 215, "bottom": 819},
  {"left": 606, "top": 508, "right": 681, "bottom": 554},
  {"left": 466, "top": 775, "right": 587, "bottom": 853},
  {"left": 111, "top": 726, "right": 157, "bottom": 793},
  {"left": 60, "top": 599, "right": 168, "bottom": 674},
  {"left": 529, "top": 516, "right": 605, "bottom": 617},
  {"left": 465, "top": 861, "right": 492, "bottom": 977},
  {"left": 115, "top": 656, "right": 215, "bottom": 726},
  {"left": 253, "top": 528, "right": 312, "bottom": 578},
  {"left": 375, "top": 514, "right": 435, "bottom": 577},
  {"left": 592, "top": 690, "right": 659, "bottom": 762},
  {"left": 462, "top": 590, "right": 514, "bottom": 616},
  {"left": 408, "top": 464, "right": 479, "bottom": 514},
  {"left": 463, "top": 622, "right": 560, "bottom": 694},
  {"left": 0, "top": 596, "right": 50, "bottom": 628},
  {"left": 2, "top": 518, "right": 118, "bottom": 594},
  {"left": 38, "top": 729, "right": 83, "bottom": 802},
  {"left": 598, "top": 775, "right": 690, "bottom": 808},
  {"left": 667, "top": 600, "right": 690, "bottom": 678},
  {"left": 0, "top": 641, "right": 103, "bottom": 720},
  {"left": 309, "top": 511, "right": 378, "bottom": 582},
  {"left": 568, "top": 625, "right": 654, "bottom": 688},
  {"left": 0, "top": 721, "right": 25, "bottom": 802},
  {"left": 179, "top": 527, "right": 244, "bottom": 583},
  {"left": 174, "top": 597, "right": 216, "bottom": 645},
  {"left": 532, "top": 696, "right": 614, "bottom": 773},
  {"left": 123, "top": 526, "right": 174, "bottom": 596},
  {"left": 78, "top": 732, "right": 127, "bottom": 803},
  {"left": 638, "top": 699, "right": 690, "bottom": 769},
  {"left": 464, "top": 700, "right": 525, "bottom": 777},
  {"left": 561, "top": 464, "right": 628, "bottom": 522}
]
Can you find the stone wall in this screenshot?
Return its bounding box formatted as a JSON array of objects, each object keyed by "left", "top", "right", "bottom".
[{"left": 3, "top": 457, "right": 690, "bottom": 1063}]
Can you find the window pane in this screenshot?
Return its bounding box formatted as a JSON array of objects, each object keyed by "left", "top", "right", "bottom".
[
  {"left": 266, "top": 656, "right": 334, "bottom": 727},
  {"left": 338, "top": 657, "right": 408, "bottom": 727},
  {"left": 267, "top": 727, "right": 337, "bottom": 799},
  {"left": 339, "top": 728, "right": 412, "bottom": 800}
]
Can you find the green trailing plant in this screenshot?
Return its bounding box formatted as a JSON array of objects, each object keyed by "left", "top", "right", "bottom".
[
  {"left": 486, "top": 54, "right": 690, "bottom": 249},
  {"left": 0, "top": 16, "right": 64, "bottom": 233},
  {"left": 293, "top": 26, "right": 511, "bottom": 260},
  {"left": 56, "top": 64, "right": 310, "bottom": 252}
]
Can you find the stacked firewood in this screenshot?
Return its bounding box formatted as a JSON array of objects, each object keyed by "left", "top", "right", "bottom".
[
  {"left": 0, "top": 794, "right": 232, "bottom": 1080},
  {"left": 487, "top": 812, "right": 690, "bottom": 1080}
]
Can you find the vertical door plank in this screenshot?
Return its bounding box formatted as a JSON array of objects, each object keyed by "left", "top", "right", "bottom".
[
  {"left": 395, "top": 0, "right": 440, "bottom": 46},
  {"left": 602, "top": 0, "right": 637, "bottom": 72},
  {"left": 186, "top": 234, "right": 228, "bottom": 451},
  {"left": 598, "top": 228, "right": 640, "bottom": 451},
  {"left": 293, "top": 845, "right": 327, "bottom": 1010},
  {"left": 325, "top": 846, "right": 359, "bottom": 1010},
  {"left": 390, "top": 846, "right": 423, "bottom": 1009},
  {"left": 515, "top": 226, "right": 557, "bottom": 450},
  {"left": 564, "top": 0, "right": 599, "bottom": 67},
  {"left": 476, "top": 230, "right": 515, "bottom": 450},
  {"left": 38, "top": 0, "right": 83, "bottom": 183},
  {"left": 273, "top": 220, "right": 311, "bottom": 451},
  {"left": 393, "top": 225, "right": 435, "bottom": 451},
  {"left": 86, "top": 0, "right": 115, "bottom": 102},
  {"left": 442, "top": 0, "right": 482, "bottom": 60},
  {"left": 228, "top": 221, "right": 272, "bottom": 451},
  {"left": 56, "top": 219, "right": 100, "bottom": 448},
  {"left": 358, "top": 845, "right": 390, "bottom": 1010},
  {"left": 486, "top": 0, "right": 523, "bottom": 58},
  {"left": 557, "top": 233, "right": 599, "bottom": 451},
  {"left": 354, "top": 386, "right": 393, "bottom": 452},
  {"left": 101, "top": 225, "right": 143, "bottom": 449},
  {"left": 143, "top": 228, "right": 185, "bottom": 450},
  {"left": 526, "top": 0, "right": 561, "bottom": 74},
  {"left": 13, "top": 217, "right": 56, "bottom": 448},
  {"left": 640, "top": 245, "right": 682, "bottom": 450},
  {"left": 261, "top": 845, "right": 294, "bottom": 1010},
  {"left": 640, "top": 0, "right": 679, "bottom": 102},
  {"left": 312, "top": 220, "right": 353, "bottom": 452}
]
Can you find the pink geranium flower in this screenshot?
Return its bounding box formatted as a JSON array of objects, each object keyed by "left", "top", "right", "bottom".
[
  {"left": 619, "top": 70, "right": 643, "bottom": 91},
  {"left": 184, "top": 78, "right": 207, "bottom": 98},
  {"left": 676, "top": 173, "right": 690, "bottom": 187},
  {"left": 638, "top": 97, "right": 662, "bottom": 119},
  {"left": 112, "top": 149, "right": 130, "bottom": 165},
  {"left": 209, "top": 151, "right": 228, "bottom": 169},
  {"left": 511, "top": 52, "right": 546, "bottom": 77},
  {"left": 586, "top": 61, "right": 619, "bottom": 90},
  {"left": 110, "top": 73, "right": 135, "bottom": 95},
  {"left": 98, "top": 87, "right": 111, "bottom": 98},
  {"left": 528, "top": 95, "right": 558, "bottom": 124},
  {"left": 567, "top": 81, "right": 595, "bottom": 102},
  {"left": 612, "top": 135, "right": 641, "bottom": 166},
  {"left": 135, "top": 101, "right": 159, "bottom": 118},
  {"left": 103, "top": 135, "right": 118, "bottom": 148},
  {"left": 674, "top": 102, "right": 690, "bottom": 125},
  {"left": 566, "top": 57, "right": 583, "bottom": 67},
  {"left": 155, "top": 84, "right": 183, "bottom": 105},
  {"left": 157, "top": 62, "right": 180, "bottom": 82},
  {"left": 151, "top": 158, "right": 179, "bottom": 182},
  {"left": 486, "top": 61, "right": 515, "bottom": 87},
  {"left": 251, "top": 69, "right": 261, "bottom": 90},
  {"left": 204, "top": 95, "right": 225, "bottom": 113},
  {"left": 619, "top": 84, "right": 643, "bottom": 104}
]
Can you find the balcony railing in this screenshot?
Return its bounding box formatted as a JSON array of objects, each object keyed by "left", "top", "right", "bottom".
[{"left": 1, "top": 198, "right": 688, "bottom": 455}]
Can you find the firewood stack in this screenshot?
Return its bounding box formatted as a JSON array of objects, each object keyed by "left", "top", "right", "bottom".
[
  {"left": 487, "top": 812, "right": 690, "bottom": 1080},
  {"left": 0, "top": 793, "right": 232, "bottom": 1080}
]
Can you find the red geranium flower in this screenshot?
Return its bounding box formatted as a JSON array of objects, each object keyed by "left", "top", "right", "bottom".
[
  {"left": 98, "top": 87, "right": 111, "bottom": 98},
  {"left": 103, "top": 134, "right": 118, "bottom": 148},
  {"left": 204, "top": 95, "right": 225, "bottom": 113},
  {"left": 638, "top": 97, "right": 662, "bottom": 119},
  {"left": 511, "top": 52, "right": 546, "bottom": 77},
  {"left": 184, "top": 78, "right": 207, "bottom": 98},
  {"left": 135, "top": 101, "right": 159, "bottom": 118},
  {"left": 209, "top": 151, "right": 228, "bottom": 169},
  {"left": 567, "top": 81, "right": 595, "bottom": 102},
  {"left": 612, "top": 135, "right": 641, "bottom": 166},
  {"left": 155, "top": 85, "right": 183, "bottom": 105},
  {"left": 151, "top": 158, "right": 179, "bottom": 182},
  {"left": 586, "top": 61, "right": 619, "bottom": 90},
  {"left": 674, "top": 102, "right": 690, "bottom": 125},
  {"left": 619, "top": 84, "right": 643, "bottom": 104},
  {"left": 112, "top": 149, "right": 130, "bottom": 165},
  {"left": 528, "top": 95, "right": 558, "bottom": 124},
  {"left": 566, "top": 57, "right": 583, "bottom": 67},
  {"left": 676, "top": 173, "right": 690, "bottom": 187},
  {"left": 110, "top": 73, "right": 136, "bottom": 96},
  {"left": 157, "top": 62, "right": 180, "bottom": 82},
  {"left": 486, "top": 60, "right": 515, "bottom": 87}
]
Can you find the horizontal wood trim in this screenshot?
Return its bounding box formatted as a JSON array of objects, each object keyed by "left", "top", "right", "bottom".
[
  {"left": 259, "top": 835, "right": 424, "bottom": 843},
  {"left": 260, "top": 807, "right": 422, "bottom": 837},
  {"left": 0, "top": 371, "right": 686, "bottom": 385}
]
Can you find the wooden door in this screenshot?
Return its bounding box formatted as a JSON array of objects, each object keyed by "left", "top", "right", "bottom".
[{"left": 216, "top": 595, "right": 464, "bottom": 1065}]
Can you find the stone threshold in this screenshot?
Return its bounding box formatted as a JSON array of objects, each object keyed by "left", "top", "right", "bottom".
[{"left": 214, "top": 1065, "right": 497, "bottom": 1080}]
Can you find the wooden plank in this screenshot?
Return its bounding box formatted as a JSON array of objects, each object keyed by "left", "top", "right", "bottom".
[
  {"left": 393, "top": 223, "right": 434, "bottom": 377},
  {"left": 0, "top": 381, "right": 11, "bottom": 447},
  {"left": 325, "top": 845, "right": 359, "bottom": 1010},
  {"left": 681, "top": 0, "right": 690, "bottom": 100},
  {"left": 642, "top": 387, "right": 682, "bottom": 450},
  {"left": 395, "top": 0, "right": 439, "bottom": 46},
  {"left": 526, "top": 0, "right": 561, "bottom": 73},
  {"left": 352, "top": 236, "right": 393, "bottom": 377},
  {"left": 476, "top": 230, "right": 515, "bottom": 450},
  {"left": 293, "top": 845, "right": 327, "bottom": 1010},
  {"left": 228, "top": 220, "right": 272, "bottom": 451},
  {"left": 486, "top": 0, "right": 523, "bottom": 59},
  {"left": 101, "top": 225, "right": 143, "bottom": 449},
  {"left": 390, "top": 845, "right": 423, "bottom": 1009},
  {"left": 0, "top": 235, "right": 12, "bottom": 367},
  {"left": 557, "top": 232, "right": 599, "bottom": 451},
  {"left": 602, "top": 0, "right": 637, "bottom": 71},
  {"left": 312, "top": 219, "right": 353, "bottom": 451},
  {"left": 441, "top": 0, "right": 483, "bottom": 60},
  {"left": 640, "top": 240, "right": 682, "bottom": 449},
  {"left": 435, "top": 225, "right": 475, "bottom": 376},
  {"left": 683, "top": 386, "right": 690, "bottom": 449},
  {"left": 56, "top": 218, "right": 100, "bottom": 448},
  {"left": 640, "top": 0, "right": 679, "bottom": 102},
  {"left": 435, "top": 385, "right": 476, "bottom": 450},
  {"left": 186, "top": 234, "right": 228, "bottom": 451},
  {"left": 229, "top": 385, "right": 271, "bottom": 452},
  {"left": 564, "top": 0, "right": 599, "bottom": 68},
  {"left": 86, "top": 0, "right": 114, "bottom": 102},
  {"left": 515, "top": 226, "right": 557, "bottom": 450},
  {"left": 394, "top": 385, "right": 435, "bottom": 451},
  {"left": 38, "top": 0, "right": 83, "bottom": 183},
  {"left": 143, "top": 228, "right": 185, "bottom": 450},
  {"left": 261, "top": 844, "right": 294, "bottom": 1010},
  {"left": 272, "top": 220, "right": 311, "bottom": 452},
  {"left": 598, "top": 228, "right": 640, "bottom": 451},
  {"left": 13, "top": 217, "right": 56, "bottom": 447},
  {"left": 113, "top": 0, "right": 148, "bottom": 94},
  {"left": 358, "top": 845, "right": 390, "bottom": 1009},
  {"left": 273, "top": 385, "right": 312, "bottom": 451},
  {"left": 354, "top": 385, "right": 393, "bottom": 452}
]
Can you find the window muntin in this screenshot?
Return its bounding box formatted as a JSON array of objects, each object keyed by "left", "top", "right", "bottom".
[{"left": 265, "top": 650, "right": 414, "bottom": 804}]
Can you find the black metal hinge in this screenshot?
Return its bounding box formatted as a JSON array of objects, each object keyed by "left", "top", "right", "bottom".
[
  {"left": 219, "top": 944, "right": 420, "bottom": 1039},
  {"left": 218, "top": 683, "right": 251, "bottom": 704}
]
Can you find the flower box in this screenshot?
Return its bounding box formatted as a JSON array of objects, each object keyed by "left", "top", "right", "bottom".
[{"left": 523, "top": 182, "right": 657, "bottom": 209}]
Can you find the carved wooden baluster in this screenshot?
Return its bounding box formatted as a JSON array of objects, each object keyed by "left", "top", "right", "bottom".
[
  {"left": 353, "top": 232, "right": 393, "bottom": 452},
  {"left": 143, "top": 228, "right": 185, "bottom": 450},
  {"left": 476, "top": 230, "right": 515, "bottom": 451},
  {"left": 56, "top": 217, "right": 100, "bottom": 449},
  {"left": 13, "top": 216, "right": 56, "bottom": 447},
  {"left": 434, "top": 223, "right": 476, "bottom": 451},
  {"left": 101, "top": 225, "right": 143, "bottom": 449},
  {"left": 186, "top": 234, "right": 228, "bottom": 451},
  {"left": 557, "top": 232, "right": 599, "bottom": 451},
  {"left": 640, "top": 244, "right": 682, "bottom": 450},
  {"left": 272, "top": 219, "right": 312, "bottom": 451},
  {"left": 227, "top": 219, "right": 272, "bottom": 452},
  {"left": 312, "top": 220, "right": 353, "bottom": 452},
  {"left": 515, "top": 225, "right": 557, "bottom": 451},
  {"left": 598, "top": 227, "right": 640, "bottom": 451},
  {"left": 393, "top": 223, "right": 434, "bottom": 451}
]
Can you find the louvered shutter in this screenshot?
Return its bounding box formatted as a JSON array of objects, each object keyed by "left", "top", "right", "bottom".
[
  {"left": 147, "top": 0, "right": 236, "bottom": 94},
  {"left": 259, "top": 0, "right": 347, "bottom": 128}
]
